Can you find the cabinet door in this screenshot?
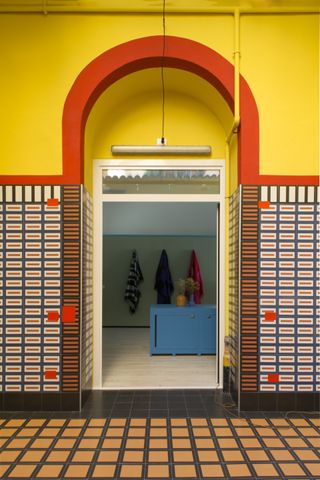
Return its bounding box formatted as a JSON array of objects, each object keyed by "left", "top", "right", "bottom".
[
  {"left": 155, "top": 314, "right": 198, "bottom": 353},
  {"left": 198, "top": 311, "right": 216, "bottom": 353}
]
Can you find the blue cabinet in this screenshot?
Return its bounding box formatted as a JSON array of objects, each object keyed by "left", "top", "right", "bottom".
[{"left": 150, "top": 305, "right": 216, "bottom": 355}]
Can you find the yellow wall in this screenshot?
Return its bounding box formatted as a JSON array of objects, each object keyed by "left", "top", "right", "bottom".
[
  {"left": 85, "top": 68, "right": 233, "bottom": 190},
  {"left": 0, "top": 12, "right": 318, "bottom": 179},
  {"left": 241, "top": 14, "right": 319, "bottom": 176},
  {"left": 0, "top": 13, "right": 233, "bottom": 176}
]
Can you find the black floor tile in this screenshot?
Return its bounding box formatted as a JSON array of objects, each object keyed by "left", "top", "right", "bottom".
[
  {"left": 112, "top": 405, "right": 132, "bottom": 412},
  {"left": 186, "top": 402, "right": 204, "bottom": 408},
  {"left": 133, "top": 400, "right": 150, "bottom": 407},
  {"left": 187, "top": 409, "right": 207, "bottom": 415},
  {"left": 117, "top": 395, "right": 134, "bottom": 402},
  {"left": 50, "top": 410, "right": 71, "bottom": 418},
  {"left": 168, "top": 403, "right": 185, "bottom": 409},
  {"left": 200, "top": 391, "right": 215, "bottom": 396},
  {"left": 61, "top": 393, "right": 80, "bottom": 411},
  {"left": 131, "top": 410, "right": 149, "bottom": 417},
  {"left": 131, "top": 403, "right": 149, "bottom": 412},
  {"left": 150, "top": 405, "right": 167, "bottom": 411},
  {"left": 185, "top": 392, "right": 202, "bottom": 397},
  {"left": 3, "top": 389, "right": 240, "bottom": 418},
  {"left": 135, "top": 391, "right": 152, "bottom": 396},
  {"left": 202, "top": 401, "right": 216, "bottom": 410},
  {"left": 83, "top": 409, "right": 113, "bottom": 417},
  {"left": 185, "top": 398, "right": 203, "bottom": 404},
  {"left": 75, "top": 389, "right": 238, "bottom": 418},
  {"left": 242, "top": 411, "right": 265, "bottom": 418},
  {"left": 149, "top": 409, "right": 168, "bottom": 417},
  {"left": 206, "top": 409, "right": 229, "bottom": 417},
  {"left": 168, "top": 410, "right": 188, "bottom": 417}
]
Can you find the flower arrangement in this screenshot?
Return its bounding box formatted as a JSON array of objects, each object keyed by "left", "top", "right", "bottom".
[
  {"left": 175, "top": 277, "right": 199, "bottom": 306},
  {"left": 185, "top": 277, "right": 200, "bottom": 294}
]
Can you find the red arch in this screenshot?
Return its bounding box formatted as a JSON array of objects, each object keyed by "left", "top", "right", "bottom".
[
  {"left": 62, "top": 35, "right": 259, "bottom": 185},
  {"left": 1, "top": 35, "right": 317, "bottom": 185}
]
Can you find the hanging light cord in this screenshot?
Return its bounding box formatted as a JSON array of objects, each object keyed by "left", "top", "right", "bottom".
[{"left": 161, "top": 0, "right": 166, "bottom": 144}]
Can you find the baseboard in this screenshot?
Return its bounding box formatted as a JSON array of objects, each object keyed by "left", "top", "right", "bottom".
[
  {"left": 0, "top": 392, "right": 82, "bottom": 412},
  {"left": 103, "top": 326, "right": 150, "bottom": 328},
  {"left": 238, "top": 392, "right": 319, "bottom": 412}
]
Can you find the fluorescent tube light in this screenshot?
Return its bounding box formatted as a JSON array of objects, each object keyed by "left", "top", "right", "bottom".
[{"left": 111, "top": 145, "right": 211, "bottom": 155}]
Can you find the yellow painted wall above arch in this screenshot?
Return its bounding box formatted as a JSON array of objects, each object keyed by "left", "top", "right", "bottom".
[
  {"left": 0, "top": 12, "right": 318, "bottom": 179},
  {"left": 0, "top": 13, "right": 233, "bottom": 177}
]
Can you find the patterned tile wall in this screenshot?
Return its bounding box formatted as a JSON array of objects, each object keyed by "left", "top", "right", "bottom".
[
  {"left": 231, "top": 185, "right": 319, "bottom": 398},
  {"left": 61, "top": 186, "right": 81, "bottom": 393},
  {"left": 240, "top": 186, "right": 259, "bottom": 392},
  {"left": 1, "top": 183, "right": 318, "bottom": 402},
  {"left": 0, "top": 185, "right": 84, "bottom": 396},
  {"left": 81, "top": 188, "right": 93, "bottom": 393},
  {"left": 258, "top": 185, "right": 319, "bottom": 393},
  {"left": 0, "top": 186, "right": 62, "bottom": 393},
  {"left": 228, "top": 188, "right": 240, "bottom": 396}
]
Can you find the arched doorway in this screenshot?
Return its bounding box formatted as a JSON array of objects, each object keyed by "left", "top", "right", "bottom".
[
  {"left": 62, "top": 35, "right": 259, "bottom": 185},
  {"left": 87, "top": 67, "right": 230, "bottom": 389},
  {"left": 62, "top": 35, "right": 259, "bottom": 394}
]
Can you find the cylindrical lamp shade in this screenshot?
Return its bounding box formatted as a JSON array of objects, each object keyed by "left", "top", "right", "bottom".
[{"left": 111, "top": 145, "right": 211, "bottom": 155}]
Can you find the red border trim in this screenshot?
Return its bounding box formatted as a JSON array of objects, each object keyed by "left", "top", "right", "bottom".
[{"left": 0, "top": 35, "right": 318, "bottom": 185}]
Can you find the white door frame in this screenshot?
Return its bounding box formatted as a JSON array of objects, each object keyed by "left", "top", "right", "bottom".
[{"left": 93, "top": 159, "right": 226, "bottom": 389}]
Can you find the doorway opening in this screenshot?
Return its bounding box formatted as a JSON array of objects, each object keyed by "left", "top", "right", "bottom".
[{"left": 93, "top": 160, "right": 225, "bottom": 390}]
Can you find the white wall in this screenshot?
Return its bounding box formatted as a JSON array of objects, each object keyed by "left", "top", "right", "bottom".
[{"left": 103, "top": 202, "right": 217, "bottom": 235}]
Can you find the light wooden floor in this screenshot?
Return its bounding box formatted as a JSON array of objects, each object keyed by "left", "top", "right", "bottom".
[{"left": 102, "top": 328, "right": 216, "bottom": 389}]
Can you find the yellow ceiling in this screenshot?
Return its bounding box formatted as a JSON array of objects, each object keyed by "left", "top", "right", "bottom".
[{"left": 0, "top": 0, "right": 319, "bottom": 12}]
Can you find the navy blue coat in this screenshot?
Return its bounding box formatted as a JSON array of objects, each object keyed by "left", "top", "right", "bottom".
[{"left": 154, "top": 249, "right": 174, "bottom": 304}]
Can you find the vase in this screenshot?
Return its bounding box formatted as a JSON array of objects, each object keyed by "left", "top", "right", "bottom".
[
  {"left": 176, "top": 294, "right": 187, "bottom": 307},
  {"left": 188, "top": 293, "right": 195, "bottom": 306}
]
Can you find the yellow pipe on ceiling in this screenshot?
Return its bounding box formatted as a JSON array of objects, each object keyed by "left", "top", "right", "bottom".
[{"left": 0, "top": 5, "right": 319, "bottom": 13}]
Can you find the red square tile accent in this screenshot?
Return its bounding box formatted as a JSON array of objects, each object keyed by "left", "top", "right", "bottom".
[
  {"left": 62, "top": 305, "right": 76, "bottom": 323},
  {"left": 47, "top": 198, "right": 59, "bottom": 207},
  {"left": 268, "top": 374, "right": 279, "bottom": 383},
  {"left": 45, "top": 370, "right": 57, "bottom": 380},
  {"left": 265, "top": 311, "right": 277, "bottom": 321},
  {"left": 259, "top": 201, "right": 270, "bottom": 209},
  {"left": 48, "top": 311, "right": 59, "bottom": 321}
]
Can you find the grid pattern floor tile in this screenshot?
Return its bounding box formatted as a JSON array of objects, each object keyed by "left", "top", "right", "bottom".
[{"left": 0, "top": 415, "right": 319, "bottom": 479}]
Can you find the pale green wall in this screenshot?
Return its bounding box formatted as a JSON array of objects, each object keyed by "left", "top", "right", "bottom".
[{"left": 103, "top": 235, "right": 216, "bottom": 327}]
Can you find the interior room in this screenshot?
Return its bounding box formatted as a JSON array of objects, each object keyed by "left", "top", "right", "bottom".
[{"left": 102, "top": 201, "right": 218, "bottom": 389}]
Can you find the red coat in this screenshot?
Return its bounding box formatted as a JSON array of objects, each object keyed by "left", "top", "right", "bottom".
[{"left": 188, "top": 250, "right": 204, "bottom": 304}]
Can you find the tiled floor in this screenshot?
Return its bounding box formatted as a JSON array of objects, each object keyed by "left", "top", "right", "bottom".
[
  {"left": 0, "top": 391, "right": 319, "bottom": 479},
  {"left": 81, "top": 390, "right": 232, "bottom": 418}
]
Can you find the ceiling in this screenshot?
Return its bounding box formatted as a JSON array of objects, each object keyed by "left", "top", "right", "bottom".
[{"left": 0, "top": 0, "right": 319, "bottom": 12}]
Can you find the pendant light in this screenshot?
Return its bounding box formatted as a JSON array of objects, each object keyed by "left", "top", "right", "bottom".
[{"left": 111, "top": 0, "right": 211, "bottom": 156}]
